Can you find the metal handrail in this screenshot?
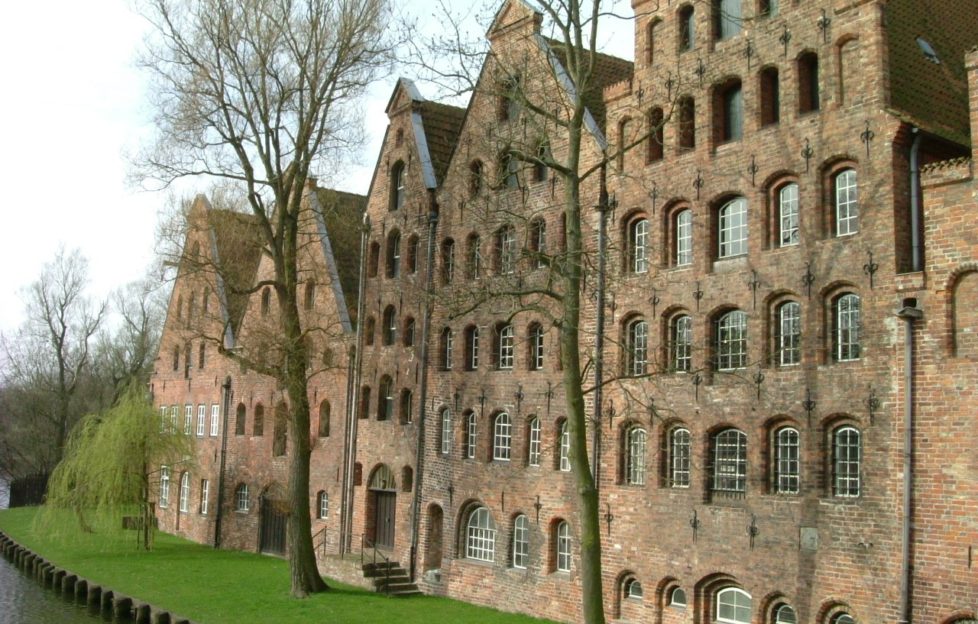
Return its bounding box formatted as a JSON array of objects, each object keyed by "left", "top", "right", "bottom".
[
  {"left": 312, "top": 526, "right": 328, "bottom": 558},
  {"left": 360, "top": 533, "right": 391, "bottom": 596}
]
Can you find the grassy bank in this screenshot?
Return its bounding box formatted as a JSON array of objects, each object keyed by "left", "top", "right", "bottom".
[{"left": 0, "top": 507, "right": 555, "bottom": 624}]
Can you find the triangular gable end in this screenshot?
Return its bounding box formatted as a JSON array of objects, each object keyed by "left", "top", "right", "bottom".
[
  {"left": 306, "top": 185, "right": 355, "bottom": 334},
  {"left": 487, "top": 0, "right": 542, "bottom": 41}
]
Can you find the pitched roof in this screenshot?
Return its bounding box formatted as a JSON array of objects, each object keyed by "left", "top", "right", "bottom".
[
  {"left": 418, "top": 100, "right": 467, "bottom": 184},
  {"left": 886, "top": 0, "right": 978, "bottom": 145},
  {"left": 314, "top": 188, "right": 367, "bottom": 324},
  {"left": 206, "top": 208, "right": 263, "bottom": 338},
  {"left": 544, "top": 37, "right": 634, "bottom": 132}
]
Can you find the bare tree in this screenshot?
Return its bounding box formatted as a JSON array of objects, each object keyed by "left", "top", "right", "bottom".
[
  {"left": 0, "top": 247, "right": 105, "bottom": 479},
  {"left": 135, "top": 0, "right": 389, "bottom": 596}
]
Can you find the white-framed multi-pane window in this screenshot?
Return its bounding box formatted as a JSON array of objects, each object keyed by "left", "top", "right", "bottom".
[
  {"left": 675, "top": 208, "right": 692, "bottom": 266},
  {"left": 235, "top": 483, "right": 250, "bottom": 512},
  {"left": 317, "top": 491, "right": 329, "bottom": 519},
  {"left": 558, "top": 421, "right": 571, "bottom": 472},
  {"left": 834, "top": 168, "right": 858, "bottom": 236},
  {"left": 199, "top": 479, "right": 209, "bottom": 514},
  {"left": 467, "top": 326, "right": 480, "bottom": 370},
  {"left": 160, "top": 406, "right": 167, "bottom": 433},
  {"left": 529, "top": 324, "right": 545, "bottom": 370},
  {"left": 443, "top": 328, "right": 454, "bottom": 370},
  {"left": 774, "top": 604, "right": 797, "bottom": 624},
  {"left": 159, "top": 465, "right": 171, "bottom": 507},
  {"left": 626, "top": 426, "right": 647, "bottom": 485},
  {"left": 466, "top": 506, "right": 496, "bottom": 562},
  {"left": 716, "top": 587, "right": 752, "bottom": 624},
  {"left": 624, "top": 578, "right": 643, "bottom": 599},
  {"left": 511, "top": 514, "right": 529, "bottom": 569},
  {"left": 834, "top": 293, "right": 861, "bottom": 361},
  {"left": 465, "top": 411, "right": 478, "bottom": 459},
  {"left": 718, "top": 197, "right": 748, "bottom": 258},
  {"left": 777, "top": 301, "right": 801, "bottom": 366},
  {"left": 630, "top": 217, "right": 649, "bottom": 274},
  {"left": 184, "top": 405, "right": 193, "bottom": 435},
  {"left": 833, "top": 426, "right": 861, "bottom": 497},
  {"left": 493, "top": 413, "right": 512, "bottom": 461},
  {"left": 210, "top": 404, "right": 220, "bottom": 436},
  {"left": 178, "top": 472, "right": 190, "bottom": 512},
  {"left": 440, "top": 408, "right": 453, "bottom": 455},
  {"left": 555, "top": 521, "right": 571, "bottom": 572},
  {"left": 197, "top": 404, "right": 206, "bottom": 437},
  {"left": 170, "top": 405, "right": 179, "bottom": 433},
  {"left": 774, "top": 427, "right": 800, "bottom": 494},
  {"left": 626, "top": 318, "right": 648, "bottom": 376},
  {"left": 498, "top": 225, "right": 518, "bottom": 274},
  {"left": 527, "top": 417, "right": 541, "bottom": 466},
  {"left": 497, "top": 324, "right": 515, "bottom": 369},
  {"left": 713, "top": 429, "right": 747, "bottom": 495},
  {"left": 716, "top": 310, "right": 748, "bottom": 370},
  {"left": 671, "top": 314, "right": 692, "bottom": 372},
  {"left": 778, "top": 183, "right": 799, "bottom": 246},
  {"left": 670, "top": 427, "right": 691, "bottom": 487}
]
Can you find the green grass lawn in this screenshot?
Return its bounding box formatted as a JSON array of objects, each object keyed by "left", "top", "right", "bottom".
[{"left": 0, "top": 507, "right": 555, "bottom": 624}]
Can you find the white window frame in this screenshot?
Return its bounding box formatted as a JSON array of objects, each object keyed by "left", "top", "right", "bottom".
[
  {"left": 466, "top": 507, "right": 496, "bottom": 562},
  {"left": 556, "top": 521, "right": 571, "bottom": 572},
  {"left": 558, "top": 421, "right": 571, "bottom": 472},
  {"left": 713, "top": 429, "right": 747, "bottom": 494},
  {"left": 626, "top": 427, "right": 647, "bottom": 485},
  {"left": 671, "top": 315, "right": 692, "bottom": 372},
  {"left": 235, "top": 484, "right": 250, "bottom": 512},
  {"left": 318, "top": 491, "right": 329, "bottom": 519},
  {"left": 627, "top": 319, "right": 648, "bottom": 376},
  {"left": 499, "top": 226, "right": 518, "bottom": 274},
  {"left": 184, "top": 404, "right": 193, "bottom": 435},
  {"left": 670, "top": 587, "right": 688, "bottom": 607},
  {"left": 528, "top": 417, "right": 541, "bottom": 467},
  {"left": 443, "top": 328, "right": 454, "bottom": 370},
  {"left": 200, "top": 479, "right": 209, "bottom": 514},
  {"left": 718, "top": 197, "right": 747, "bottom": 258},
  {"left": 465, "top": 411, "right": 478, "bottom": 459},
  {"left": 833, "top": 426, "right": 861, "bottom": 497},
  {"left": 717, "top": 310, "right": 748, "bottom": 371},
  {"left": 210, "top": 404, "right": 220, "bottom": 436},
  {"left": 170, "top": 405, "right": 179, "bottom": 434},
  {"left": 159, "top": 465, "right": 170, "bottom": 507},
  {"left": 468, "top": 327, "right": 480, "bottom": 370},
  {"left": 774, "top": 604, "right": 797, "bottom": 624},
  {"left": 160, "top": 406, "right": 167, "bottom": 433},
  {"left": 835, "top": 169, "right": 858, "bottom": 236},
  {"left": 777, "top": 301, "right": 801, "bottom": 366},
  {"left": 498, "top": 325, "right": 515, "bottom": 369},
  {"left": 625, "top": 578, "right": 643, "bottom": 599},
  {"left": 716, "top": 587, "right": 752, "bottom": 624},
  {"left": 778, "top": 183, "right": 799, "bottom": 246},
  {"left": 835, "top": 294, "right": 861, "bottom": 361},
  {"left": 676, "top": 209, "right": 692, "bottom": 266},
  {"left": 178, "top": 472, "right": 190, "bottom": 513},
  {"left": 493, "top": 413, "right": 512, "bottom": 461},
  {"left": 512, "top": 514, "right": 529, "bottom": 569},
  {"left": 630, "top": 218, "right": 649, "bottom": 274},
  {"left": 774, "top": 427, "right": 800, "bottom": 494},
  {"left": 670, "top": 427, "right": 691, "bottom": 488},
  {"left": 532, "top": 219, "right": 547, "bottom": 268},
  {"left": 196, "top": 404, "right": 206, "bottom": 437},
  {"left": 529, "top": 324, "right": 544, "bottom": 370},
  {"left": 440, "top": 408, "right": 453, "bottom": 455}
]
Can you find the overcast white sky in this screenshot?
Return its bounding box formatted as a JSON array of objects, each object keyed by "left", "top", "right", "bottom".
[{"left": 0, "top": 0, "right": 634, "bottom": 337}]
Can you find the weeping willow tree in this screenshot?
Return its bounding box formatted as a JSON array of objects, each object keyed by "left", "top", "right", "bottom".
[{"left": 42, "top": 383, "right": 194, "bottom": 550}]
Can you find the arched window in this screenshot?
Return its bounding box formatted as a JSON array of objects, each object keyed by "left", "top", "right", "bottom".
[
  {"left": 557, "top": 420, "right": 570, "bottom": 472},
  {"left": 496, "top": 324, "right": 515, "bottom": 369},
  {"left": 716, "top": 587, "right": 752, "bottom": 624},
  {"left": 399, "top": 389, "right": 413, "bottom": 424},
  {"left": 647, "top": 107, "right": 664, "bottom": 163},
  {"left": 760, "top": 66, "right": 780, "bottom": 126},
  {"left": 511, "top": 514, "right": 529, "bottom": 568},
  {"left": 382, "top": 305, "right": 397, "bottom": 345},
  {"left": 678, "top": 96, "right": 695, "bottom": 148},
  {"left": 718, "top": 197, "right": 748, "bottom": 258},
  {"left": 317, "top": 491, "right": 329, "bottom": 519},
  {"left": 527, "top": 417, "right": 541, "bottom": 466},
  {"left": 466, "top": 233, "right": 482, "bottom": 279},
  {"left": 493, "top": 413, "right": 512, "bottom": 461},
  {"left": 831, "top": 614, "right": 855, "bottom": 624},
  {"left": 798, "top": 52, "right": 820, "bottom": 113},
  {"left": 439, "top": 408, "right": 452, "bottom": 455},
  {"left": 833, "top": 293, "right": 861, "bottom": 361},
  {"left": 774, "top": 604, "right": 797, "bottom": 624},
  {"left": 776, "top": 301, "right": 801, "bottom": 366},
  {"left": 529, "top": 218, "right": 547, "bottom": 268},
  {"left": 318, "top": 400, "right": 330, "bottom": 437},
  {"left": 668, "top": 427, "right": 692, "bottom": 487},
  {"left": 673, "top": 207, "right": 692, "bottom": 266},
  {"left": 528, "top": 323, "right": 545, "bottom": 370},
  {"left": 555, "top": 521, "right": 571, "bottom": 572},
  {"left": 304, "top": 280, "right": 316, "bottom": 310},
  {"left": 235, "top": 403, "right": 246, "bottom": 436},
  {"left": 386, "top": 230, "right": 401, "bottom": 278},
  {"left": 469, "top": 160, "right": 483, "bottom": 197},
  {"left": 628, "top": 216, "right": 649, "bottom": 274},
  {"left": 834, "top": 169, "right": 858, "bottom": 236},
  {"left": 777, "top": 182, "right": 799, "bottom": 247},
  {"left": 716, "top": 310, "right": 748, "bottom": 370},
  {"left": 159, "top": 466, "right": 171, "bottom": 507},
  {"left": 403, "top": 316, "right": 416, "bottom": 347},
  {"left": 678, "top": 5, "right": 695, "bottom": 52},
  {"left": 235, "top": 483, "right": 249, "bottom": 512},
  {"left": 464, "top": 325, "right": 480, "bottom": 371},
  {"left": 377, "top": 376, "right": 394, "bottom": 421},
  {"left": 833, "top": 425, "right": 861, "bottom": 497},
  {"left": 625, "top": 426, "right": 647, "bottom": 485},
  {"left": 441, "top": 327, "right": 453, "bottom": 370},
  {"left": 390, "top": 161, "right": 405, "bottom": 211},
  {"left": 670, "top": 314, "right": 692, "bottom": 372},
  {"left": 253, "top": 404, "right": 265, "bottom": 436},
  {"left": 774, "top": 426, "right": 800, "bottom": 494},
  {"left": 496, "top": 225, "right": 517, "bottom": 274},
  {"left": 716, "top": 78, "right": 743, "bottom": 143},
  {"left": 465, "top": 507, "right": 496, "bottom": 562},
  {"left": 464, "top": 410, "right": 478, "bottom": 459},
  {"left": 713, "top": 0, "right": 742, "bottom": 40},
  {"left": 261, "top": 287, "right": 271, "bottom": 317},
  {"left": 760, "top": 0, "right": 779, "bottom": 16},
  {"left": 625, "top": 317, "right": 648, "bottom": 376},
  {"left": 441, "top": 239, "right": 455, "bottom": 284},
  {"left": 406, "top": 235, "right": 419, "bottom": 274},
  {"left": 178, "top": 471, "right": 191, "bottom": 512},
  {"left": 364, "top": 316, "right": 376, "bottom": 346},
  {"left": 712, "top": 428, "right": 747, "bottom": 495},
  {"left": 670, "top": 587, "right": 688, "bottom": 607}
]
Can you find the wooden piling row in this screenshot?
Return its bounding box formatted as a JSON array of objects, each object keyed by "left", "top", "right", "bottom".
[{"left": 0, "top": 530, "right": 197, "bottom": 624}]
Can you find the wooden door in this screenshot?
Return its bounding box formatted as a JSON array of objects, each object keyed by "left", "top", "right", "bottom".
[{"left": 373, "top": 491, "right": 396, "bottom": 549}]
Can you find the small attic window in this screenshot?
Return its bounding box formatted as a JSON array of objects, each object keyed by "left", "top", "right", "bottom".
[{"left": 916, "top": 37, "right": 940, "bottom": 64}]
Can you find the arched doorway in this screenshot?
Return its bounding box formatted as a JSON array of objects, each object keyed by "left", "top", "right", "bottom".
[
  {"left": 367, "top": 465, "right": 396, "bottom": 549},
  {"left": 259, "top": 484, "right": 287, "bottom": 556}
]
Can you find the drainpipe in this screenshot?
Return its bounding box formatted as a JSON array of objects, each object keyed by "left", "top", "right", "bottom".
[
  {"left": 342, "top": 213, "right": 370, "bottom": 555},
  {"left": 896, "top": 300, "right": 922, "bottom": 624},
  {"left": 909, "top": 127, "right": 923, "bottom": 272},
  {"left": 214, "top": 375, "right": 232, "bottom": 548},
  {"left": 409, "top": 190, "right": 439, "bottom": 582},
  {"left": 592, "top": 164, "right": 610, "bottom": 486}
]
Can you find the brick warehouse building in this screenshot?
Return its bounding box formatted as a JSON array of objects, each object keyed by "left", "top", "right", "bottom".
[{"left": 149, "top": 1, "right": 978, "bottom": 623}]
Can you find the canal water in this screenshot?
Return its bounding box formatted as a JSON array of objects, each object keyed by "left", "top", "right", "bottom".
[{"left": 0, "top": 552, "right": 106, "bottom": 624}]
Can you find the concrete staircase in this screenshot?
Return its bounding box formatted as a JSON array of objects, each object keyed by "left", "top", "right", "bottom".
[{"left": 361, "top": 559, "right": 422, "bottom": 597}]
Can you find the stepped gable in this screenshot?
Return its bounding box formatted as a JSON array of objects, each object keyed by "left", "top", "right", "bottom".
[
  {"left": 206, "top": 207, "right": 262, "bottom": 339},
  {"left": 543, "top": 36, "right": 634, "bottom": 132},
  {"left": 417, "top": 100, "right": 467, "bottom": 185},
  {"left": 887, "top": 0, "right": 978, "bottom": 145},
  {"left": 314, "top": 187, "right": 367, "bottom": 324}
]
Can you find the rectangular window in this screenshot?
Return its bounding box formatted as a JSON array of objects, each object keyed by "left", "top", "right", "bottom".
[
  {"left": 715, "top": 0, "right": 742, "bottom": 40},
  {"left": 160, "top": 406, "right": 167, "bottom": 433},
  {"left": 210, "top": 404, "right": 220, "bottom": 436},
  {"left": 774, "top": 429, "right": 800, "bottom": 494},
  {"left": 559, "top": 424, "right": 571, "bottom": 472},
  {"left": 498, "top": 326, "right": 515, "bottom": 369},
  {"left": 671, "top": 316, "right": 692, "bottom": 372},
  {"left": 528, "top": 420, "right": 541, "bottom": 466},
  {"left": 196, "top": 404, "right": 206, "bottom": 437},
  {"left": 200, "top": 479, "right": 210, "bottom": 514},
  {"left": 722, "top": 85, "right": 743, "bottom": 142},
  {"left": 777, "top": 302, "right": 801, "bottom": 366},
  {"left": 184, "top": 405, "right": 193, "bottom": 435},
  {"left": 719, "top": 199, "right": 747, "bottom": 258},
  {"left": 159, "top": 465, "right": 170, "bottom": 507},
  {"left": 676, "top": 209, "right": 692, "bottom": 266},
  {"left": 512, "top": 515, "right": 529, "bottom": 569},
  {"left": 170, "top": 405, "right": 179, "bottom": 433},
  {"left": 670, "top": 429, "right": 691, "bottom": 488},
  {"left": 713, "top": 430, "right": 747, "bottom": 494},
  {"left": 779, "top": 184, "right": 799, "bottom": 246}
]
